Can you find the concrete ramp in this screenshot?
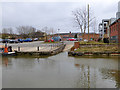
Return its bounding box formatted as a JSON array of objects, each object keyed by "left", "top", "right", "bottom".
[{"left": 63, "top": 44, "right": 73, "bottom": 51}]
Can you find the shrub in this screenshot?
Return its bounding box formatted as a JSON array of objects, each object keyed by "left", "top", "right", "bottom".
[{"left": 103, "top": 38, "right": 109, "bottom": 43}]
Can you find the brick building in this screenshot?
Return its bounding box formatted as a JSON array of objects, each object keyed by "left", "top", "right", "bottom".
[
  {"left": 109, "top": 1, "right": 120, "bottom": 43},
  {"left": 52, "top": 32, "right": 99, "bottom": 41},
  {"left": 99, "top": 1, "right": 120, "bottom": 43},
  {"left": 110, "top": 19, "right": 120, "bottom": 43}
]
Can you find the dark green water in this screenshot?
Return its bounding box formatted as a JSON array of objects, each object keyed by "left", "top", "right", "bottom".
[{"left": 2, "top": 52, "right": 119, "bottom": 88}]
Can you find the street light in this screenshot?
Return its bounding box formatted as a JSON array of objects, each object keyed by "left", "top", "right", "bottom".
[
  {"left": 117, "top": 20, "right": 120, "bottom": 45},
  {"left": 58, "top": 29, "right": 60, "bottom": 42}
]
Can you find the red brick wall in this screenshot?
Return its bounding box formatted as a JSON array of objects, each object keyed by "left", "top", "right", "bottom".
[
  {"left": 110, "top": 22, "right": 118, "bottom": 37},
  {"left": 110, "top": 19, "right": 120, "bottom": 43},
  {"left": 48, "top": 33, "right": 99, "bottom": 41},
  {"left": 83, "top": 34, "right": 99, "bottom": 41},
  {"left": 74, "top": 42, "right": 80, "bottom": 49}
]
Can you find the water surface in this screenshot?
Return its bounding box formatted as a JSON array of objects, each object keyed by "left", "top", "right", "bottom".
[{"left": 2, "top": 52, "right": 119, "bottom": 88}]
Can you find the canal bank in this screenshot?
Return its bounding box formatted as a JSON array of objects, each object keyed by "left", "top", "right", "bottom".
[
  {"left": 1, "top": 41, "right": 67, "bottom": 56},
  {"left": 15, "top": 43, "right": 66, "bottom": 56},
  {"left": 1, "top": 41, "right": 120, "bottom": 88},
  {"left": 68, "top": 42, "right": 120, "bottom": 56},
  {"left": 68, "top": 51, "right": 120, "bottom": 56}
]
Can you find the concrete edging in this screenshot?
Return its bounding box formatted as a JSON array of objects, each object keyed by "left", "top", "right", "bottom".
[
  {"left": 15, "top": 44, "right": 66, "bottom": 56},
  {"left": 68, "top": 51, "right": 120, "bottom": 56}
]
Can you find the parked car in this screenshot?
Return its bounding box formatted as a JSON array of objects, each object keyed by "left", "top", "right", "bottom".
[
  {"left": 48, "top": 38, "right": 54, "bottom": 42},
  {"left": 74, "top": 38, "right": 78, "bottom": 41},
  {"left": 23, "top": 38, "right": 32, "bottom": 42},
  {"left": 52, "top": 36, "right": 62, "bottom": 41},
  {"left": 68, "top": 38, "right": 76, "bottom": 41},
  {"left": 34, "top": 38, "right": 38, "bottom": 41},
  {"left": 18, "top": 39, "right": 23, "bottom": 43},
  {"left": 9, "top": 39, "right": 19, "bottom": 43},
  {"left": 0, "top": 38, "right": 2, "bottom": 43},
  {"left": 45, "top": 38, "right": 54, "bottom": 42},
  {"left": 84, "top": 39, "right": 88, "bottom": 42},
  {"left": 80, "top": 38, "right": 82, "bottom": 41},
  {"left": 2, "top": 39, "right": 10, "bottom": 43}
]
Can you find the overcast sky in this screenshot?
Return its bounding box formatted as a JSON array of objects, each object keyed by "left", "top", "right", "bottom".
[{"left": 1, "top": 0, "right": 120, "bottom": 33}]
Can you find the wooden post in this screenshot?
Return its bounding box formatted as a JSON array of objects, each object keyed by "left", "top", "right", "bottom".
[
  {"left": 18, "top": 47, "right": 20, "bottom": 51},
  {"left": 88, "top": 4, "right": 89, "bottom": 42},
  {"left": 37, "top": 46, "right": 39, "bottom": 51},
  {"left": 51, "top": 45, "right": 52, "bottom": 50}
]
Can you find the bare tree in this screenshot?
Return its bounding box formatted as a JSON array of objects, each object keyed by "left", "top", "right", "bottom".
[
  {"left": 41, "top": 27, "right": 56, "bottom": 41},
  {"left": 2, "top": 27, "right": 13, "bottom": 34},
  {"left": 16, "top": 26, "right": 36, "bottom": 38},
  {"left": 72, "top": 6, "right": 95, "bottom": 40},
  {"left": 42, "top": 27, "right": 56, "bottom": 35},
  {"left": 49, "top": 27, "right": 56, "bottom": 35},
  {"left": 2, "top": 28, "right": 8, "bottom": 34},
  {"left": 9, "top": 28, "right": 13, "bottom": 34},
  {"left": 41, "top": 27, "right": 48, "bottom": 33},
  {"left": 16, "top": 26, "right": 36, "bottom": 35}
]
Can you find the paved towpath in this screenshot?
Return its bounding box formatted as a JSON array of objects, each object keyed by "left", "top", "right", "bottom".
[
  {"left": 4, "top": 41, "right": 64, "bottom": 52},
  {"left": 1, "top": 41, "right": 75, "bottom": 52}
]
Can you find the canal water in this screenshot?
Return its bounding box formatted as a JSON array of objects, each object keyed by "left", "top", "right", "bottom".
[{"left": 2, "top": 52, "right": 119, "bottom": 88}]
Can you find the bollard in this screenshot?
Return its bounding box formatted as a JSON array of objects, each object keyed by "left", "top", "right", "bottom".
[
  {"left": 51, "top": 45, "right": 52, "bottom": 49},
  {"left": 37, "top": 46, "right": 39, "bottom": 51},
  {"left": 18, "top": 47, "right": 20, "bottom": 51},
  {"left": 62, "top": 41, "right": 63, "bottom": 45}
]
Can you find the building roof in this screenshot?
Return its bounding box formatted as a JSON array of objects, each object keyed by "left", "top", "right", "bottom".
[
  {"left": 109, "top": 18, "right": 120, "bottom": 26},
  {"left": 56, "top": 33, "right": 99, "bottom": 35},
  {"left": 102, "top": 19, "right": 110, "bottom": 22}
]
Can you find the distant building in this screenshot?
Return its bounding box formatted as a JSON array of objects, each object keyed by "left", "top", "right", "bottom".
[
  {"left": 53, "top": 32, "right": 99, "bottom": 41},
  {"left": 109, "top": 1, "right": 120, "bottom": 43},
  {"left": 99, "top": 1, "right": 120, "bottom": 43},
  {"left": 98, "top": 19, "right": 111, "bottom": 39},
  {"left": 110, "top": 19, "right": 120, "bottom": 43}
]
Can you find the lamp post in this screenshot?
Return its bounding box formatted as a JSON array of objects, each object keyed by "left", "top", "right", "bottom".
[
  {"left": 87, "top": 4, "right": 90, "bottom": 42},
  {"left": 118, "top": 20, "right": 120, "bottom": 45},
  {"left": 58, "top": 29, "right": 60, "bottom": 42}
]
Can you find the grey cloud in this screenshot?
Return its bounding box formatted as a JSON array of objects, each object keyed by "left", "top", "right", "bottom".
[{"left": 2, "top": 1, "right": 120, "bottom": 33}]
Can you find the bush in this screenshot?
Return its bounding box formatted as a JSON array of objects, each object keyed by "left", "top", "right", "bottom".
[
  {"left": 103, "top": 38, "right": 109, "bottom": 43},
  {"left": 97, "top": 38, "right": 102, "bottom": 42}
]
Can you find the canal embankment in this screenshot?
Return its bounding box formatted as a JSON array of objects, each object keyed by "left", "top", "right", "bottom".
[
  {"left": 68, "top": 41, "right": 120, "bottom": 56},
  {"left": 14, "top": 42, "right": 66, "bottom": 56}
]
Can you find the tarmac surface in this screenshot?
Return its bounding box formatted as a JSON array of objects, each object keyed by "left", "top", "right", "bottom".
[{"left": 1, "top": 41, "right": 74, "bottom": 52}]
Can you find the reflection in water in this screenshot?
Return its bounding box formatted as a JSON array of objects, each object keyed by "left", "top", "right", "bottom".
[
  {"left": 74, "top": 63, "right": 96, "bottom": 88},
  {"left": 2, "top": 52, "right": 120, "bottom": 88},
  {"left": 100, "top": 68, "right": 119, "bottom": 88},
  {"left": 73, "top": 56, "right": 119, "bottom": 88},
  {"left": 2, "top": 57, "right": 8, "bottom": 67}
]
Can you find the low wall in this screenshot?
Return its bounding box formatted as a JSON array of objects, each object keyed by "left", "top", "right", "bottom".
[
  {"left": 79, "top": 44, "right": 118, "bottom": 47},
  {"left": 51, "top": 44, "right": 66, "bottom": 55},
  {"left": 68, "top": 51, "right": 120, "bottom": 56},
  {"left": 15, "top": 44, "right": 66, "bottom": 56},
  {"left": 74, "top": 42, "right": 118, "bottom": 48}
]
